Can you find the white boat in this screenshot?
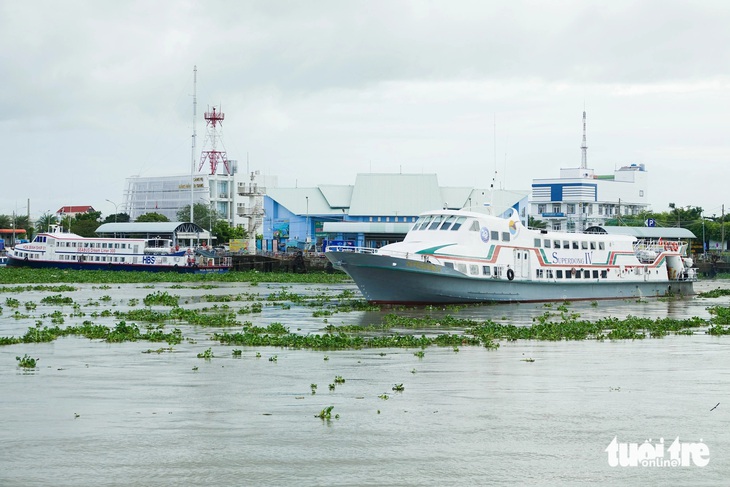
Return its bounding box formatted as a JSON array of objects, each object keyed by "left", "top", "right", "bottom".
[
  {"left": 325, "top": 208, "right": 696, "bottom": 304},
  {"left": 7, "top": 225, "right": 231, "bottom": 273}
]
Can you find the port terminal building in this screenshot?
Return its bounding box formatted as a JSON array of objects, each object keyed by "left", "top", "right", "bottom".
[{"left": 262, "top": 173, "right": 529, "bottom": 252}]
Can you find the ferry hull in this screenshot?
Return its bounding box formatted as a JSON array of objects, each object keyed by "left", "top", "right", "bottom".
[
  {"left": 6, "top": 255, "right": 229, "bottom": 274},
  {"left": 327, "top": 251, "right": 693, "bottom": 304}
]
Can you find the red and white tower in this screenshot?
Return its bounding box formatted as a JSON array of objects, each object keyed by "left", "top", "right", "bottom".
[{"left": 198, "top": 106, "right": 231, "bottom": 175}]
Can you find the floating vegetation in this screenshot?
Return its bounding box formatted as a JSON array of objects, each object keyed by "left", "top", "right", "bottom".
[
  {"left": 311, "top": 383, "right": 317, "bottom": 394},
  {"left": 142, "top": 347, "right": 174, "bottom": 354},
  {"left": 334, "top": 375, "right": 345, "bottom": 384},
  {"left": 698, "top": 288, "right": 730, "bottom": 299},
  {"left": 268, "top": 355, "right": 278, "bottom": 362},
  {"left": 392, "top": 383, "right": 404, "bottom": 392},
  {"left": 413, "top": 350, "right": 425, "bottom": 358},
  {"left": 143, "top": 291, "right": 179, "bottom": 307},
  {"left": 40, "top": 294, "right": 75, "bottom": 305},
  {"left": 232, "top": 349, "right": 242, "bottom": 357},
  {"left": 315, "top": 405, "right": 338, "bottom": 420},
  {"left": 16, "top": 354, "right": 39, "bottom": 369},
  {"left": 0, "top": 284, "right": 77, "bottom": 293},
  {"left": 379, "top": 394, "right": 389, "bottom": 400},
  {"left": 197, "top": 348, "right": 214, "bottom": 359}
]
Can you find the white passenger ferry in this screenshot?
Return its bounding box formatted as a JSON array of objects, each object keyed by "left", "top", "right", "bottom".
[
  {"left": 325, "top": 208, "right": 696, "bottom": 304},
  {"left": 7, "top": 225, "right": 231, "bottom": 273}
]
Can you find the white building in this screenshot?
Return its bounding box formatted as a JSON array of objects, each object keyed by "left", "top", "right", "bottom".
[
  {"left": 123, "top": 168, "right": 275, "bottom": 251},
  {"left": 531, "top": 163, "right": 649, "bottom": 232}
]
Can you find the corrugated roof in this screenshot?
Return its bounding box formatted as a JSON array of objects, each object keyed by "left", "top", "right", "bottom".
[
  {"left": 266, "top": 188, "right": 342, "bottom": 215},
  {"left": 322, "top": 221, "right": 414, "bottom": 234},
  {"left": 95, "top": 222, "right": 207, "bottom": 235},
  {"left": 348, "top": 174, "right": 444, "bottom": 216},
  {"left": 319, "top": 185, "right": 353, "bottom": 208}
]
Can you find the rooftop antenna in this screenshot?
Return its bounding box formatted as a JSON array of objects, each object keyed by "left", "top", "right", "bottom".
[
  {"left": 190, "top": 66, "right": 197, "bottom": 224},
  {"left": 581, "top": 106, "right": 588, "bottom": 169}
]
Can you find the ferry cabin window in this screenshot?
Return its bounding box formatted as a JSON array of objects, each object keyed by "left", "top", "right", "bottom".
[
  {"left": 565, "top": 270, "right": 572, "bottom": 279},
  {"left": 592, "top": 270, "right": 599, "bottom": 278},
  {"left": 439, "top": 216, "right": 456, "bottom": 230},
  {"left": 412, "top": 217, "right": 424, "bottom": 231},
  {"left": 491, "top": 231, "right": 499, "bottom": 241},
  {"left": 494, "top": 266, "right": 503, "bottom": 278},
  {"left": 583, "top": 270, "right": 590, "bottom": 279},
  {"left": 428, "top": 216, "right": 444, "bottom": 230},
  {"left": 553, "top": 240, "right": 561, "bottom": 249},
  {"left": 502, "top": 232, "right": 510, "bottom": 242},
  {"left": 451, "top": 217, "right": 466, "bottom": 231},
  {"left": 546, "top": 269, "right": 554, "bottom": 279},
  {"left": 581, "top": 241, "right": 588, "bottom": 250},
  {"left": 469, "top": 221, "right": 480, "bottom": 231},
  {"left": 418, "top": 216, "right": 433, "bottom": 230},
  {"left": 601, "top": 270, "right": 608, "bottom": 278},
  {"left": 572, "top": 241, "right": 579, "bottom": 249},
  {"left": 469, "top": 264, "right": 479, "bottom": 275},
  {"left": 536, "top": 269, "right": 544, "bottom": 278},
  {"left": 534, "top": 238, "right": 542, "bottom": 248},
  {"left": 543, "top": 239, "right": 551, "bottom": 248},
  {"left": 445, "top": 262, "right": 454, "bottom": 269},
  {"left": 456, "top": 263, "right": 467, "bottom": 273},
  {"left": 598, "top": 242, "right": 605, "bottom": 250},
  {"left": 563, "top": 241, "right": 570, "bottom": 249},
  {"left": 590, "top": 242, "right": 596, "bottom": 250},
  {"left": 556, "top": 270, "right": 563, "bottom": 278},
  {"left": 482, "top": 265, "right": 491, "bottom": 276},
  {"left": 574, "top": 270, "right": 581, "bottom": 279}
]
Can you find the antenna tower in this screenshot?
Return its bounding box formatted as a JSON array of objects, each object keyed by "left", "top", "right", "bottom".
[
  {"left": 198, "top": 106, "right": 231, "bottom": 175},
  {"left": 580, "top": 109, "right": 588, "bottom": 169}
]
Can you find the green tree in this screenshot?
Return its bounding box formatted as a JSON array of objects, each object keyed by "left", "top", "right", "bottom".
[
  {"left": 136, "top": 212, "right": 170, "bottom": 223},
  {"left": 177, "top": 203, "right": 218, "bottom": 228},
  {"left": 211, "top": 220, "right": 248, "bottom": 244},
  {"left": 35, "top": 214, "right": 58, "bottom": 233},
  {"left": 71, "top": 219, "right": 101, "bottom": 237},
  {"left": 75, "top": 210, "right": 102, "bottom": 222},
  {"left": 103, "top": 213, "right": 131, "bottom": 224},
  {"left": 528, "top": 216, "right": 547, "bottom": 229}
]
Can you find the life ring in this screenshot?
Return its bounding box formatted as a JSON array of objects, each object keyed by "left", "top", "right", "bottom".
[
  {"left": 671, "top": 242, "right": 679, "bottom": 251},
  {"left": 507, "top": 268, "right": 515, "bottom": 281},
  {"left": 664, "top": 241, "right": 679, "bottom": 252}
]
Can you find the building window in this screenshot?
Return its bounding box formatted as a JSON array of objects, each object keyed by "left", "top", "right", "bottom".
[
  {"left": 538, "top": 204, "right": 546, "bottom": 214},
  {"left": 567, "top": 204, "right": 575, "bottom": 214},
  {"left": 552, "top": 203, "right": 561, "bottom": 213},
  {"left": 482, "top": 266, "right": 490, "bottom": 276}
]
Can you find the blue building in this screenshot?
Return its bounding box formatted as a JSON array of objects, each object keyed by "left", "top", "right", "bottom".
[{"left": 263, "top": 173, "right": 529, "bottom": 252}]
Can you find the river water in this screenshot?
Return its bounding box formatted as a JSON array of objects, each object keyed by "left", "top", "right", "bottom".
[{"left": 1, "top": 279, "right": 729, "bottom": 486}]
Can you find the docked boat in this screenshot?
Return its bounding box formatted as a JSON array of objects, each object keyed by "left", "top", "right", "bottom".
[
  {"left": 6, "top": 225, "right": 231, "bottom": 273},
  {"left": 325, "top": 208, "right": 696, "bottom": 304}
]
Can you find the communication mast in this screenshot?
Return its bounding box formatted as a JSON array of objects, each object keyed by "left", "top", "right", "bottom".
[
  {"left": 198, "top": 106, "right": 231, "bottom": 175},
  {"left": 580, "top": 109, "right": 588, "bottom": 169}
]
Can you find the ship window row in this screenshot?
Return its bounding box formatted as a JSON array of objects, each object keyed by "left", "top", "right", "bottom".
[
  {"left": 412, "top": 215, "right": 467, "bottom": 232},
  {"left": 60, "top": 254, "right": 127, "bottom": 262},
  {"left": 536, "top": 269, "right": 608, "bottom": 279},
  {"left": 53, "top": 241, "right": 128, "bottom": 249},
  {"left": 534, "top": 238, "right": 604, "bottom": 251}
]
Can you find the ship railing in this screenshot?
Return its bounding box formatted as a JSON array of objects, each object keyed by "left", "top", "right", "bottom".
[
  {"left": 633, "top": 239, "right": 687, "bottom": 255},
  {"left": 326, "top": 245, "right": 378, "bottom": 254}
]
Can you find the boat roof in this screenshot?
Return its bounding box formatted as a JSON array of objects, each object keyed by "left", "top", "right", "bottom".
[{"left": 585, "top": 226, "right": 696, "bottom": 239}]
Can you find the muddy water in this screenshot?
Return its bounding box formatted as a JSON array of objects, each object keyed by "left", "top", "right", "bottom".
[{"left": 1, "top": 279, "right": 729, "bottom": 486}]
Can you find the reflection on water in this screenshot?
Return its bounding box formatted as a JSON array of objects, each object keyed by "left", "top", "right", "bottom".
[{"left": 1, "top": 279, "right": 729, "bottom": 486}]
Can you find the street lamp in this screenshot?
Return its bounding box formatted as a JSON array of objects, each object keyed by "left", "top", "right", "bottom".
[{"left": 105, "top": 199, "right": 119, "bottom": 223}]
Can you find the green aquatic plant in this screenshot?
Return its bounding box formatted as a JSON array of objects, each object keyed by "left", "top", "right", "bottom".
[
  {"left": 315, "top": 405, "right": 337, "bottom": 420},
  {"left": 310, "top": 383, "right": 317, "bottom": 394},
  {"left": 334, "top": 375, "right": 345, "bottom": 384},
  {"left": 392, "top": 384, "right": 404, "bottom": 392},
  {"left": 232, "top": 349, "right": 242, "bottom": 357},
  {"left": 143, "top": 291, "right": 179, "bottom": 307},
  {"left": 197, "top": 348, "right": 214, "bottom": 359},
  {"left": 16, "top": 354, "right": 39, "bottom": 369},
  {"left": 41, "top": 294, "right": 74, "bottom": 305}
]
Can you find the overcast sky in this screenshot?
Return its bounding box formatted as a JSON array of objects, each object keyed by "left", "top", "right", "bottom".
[{"left": 1, "top": 0, "right": 729, "bottom": 221}]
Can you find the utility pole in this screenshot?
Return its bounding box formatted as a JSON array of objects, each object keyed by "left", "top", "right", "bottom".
[{"left": 722, "top": 204, "right": 726, "bottom": 253}]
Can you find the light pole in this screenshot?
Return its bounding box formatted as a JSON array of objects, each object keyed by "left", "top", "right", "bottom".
[{"left": 105, "top": 199, "right": 119, "bottom": 223}]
